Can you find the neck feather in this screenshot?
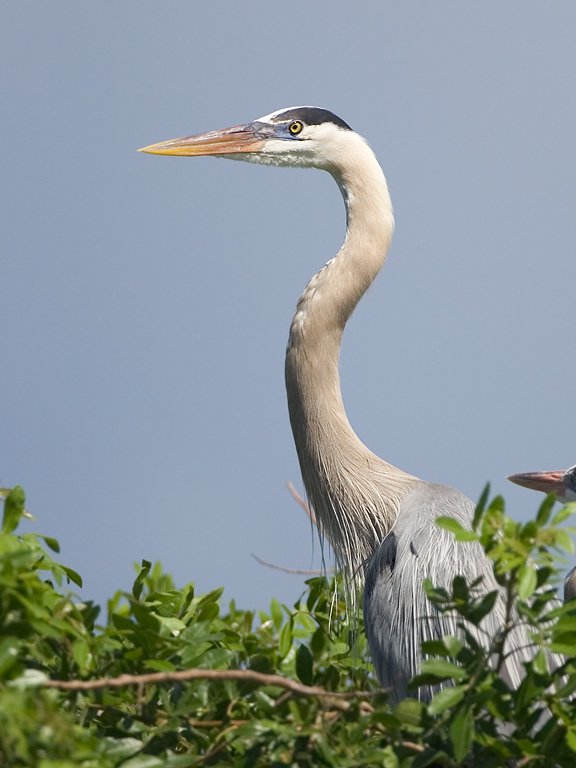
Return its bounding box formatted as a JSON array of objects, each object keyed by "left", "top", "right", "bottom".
[{"left": 285, "top": 135, "right": 418, "bottom": 581}]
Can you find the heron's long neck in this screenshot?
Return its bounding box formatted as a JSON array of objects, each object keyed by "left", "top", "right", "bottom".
[{"left": 285, "top": 140, "right": 417, "bottom": 580}]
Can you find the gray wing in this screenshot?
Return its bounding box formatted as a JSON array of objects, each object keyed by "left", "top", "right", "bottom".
[{"left": 363, "top": 482, "right": 542, "bottom": 702}]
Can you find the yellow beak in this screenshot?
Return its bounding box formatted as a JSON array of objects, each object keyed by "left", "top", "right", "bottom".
[{"left": 139, "top": 123, "right": 267, "bottom": 157}]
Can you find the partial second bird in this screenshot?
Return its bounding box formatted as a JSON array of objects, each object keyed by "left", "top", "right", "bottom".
[
  {"left": 141, "top": 107, "right": 545, "bottom": 701},
  {"left": 509, "top": 464, "right": 576, "bottom": 601}
]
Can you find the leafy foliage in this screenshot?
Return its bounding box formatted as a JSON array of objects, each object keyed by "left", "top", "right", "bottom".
[{"left": 1, "top": 485, "right": 576, "bottom": 766}]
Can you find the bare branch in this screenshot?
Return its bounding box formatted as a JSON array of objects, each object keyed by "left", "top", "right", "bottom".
[{"left": 42, "top": 667, "right": 387, "bottom": 711}]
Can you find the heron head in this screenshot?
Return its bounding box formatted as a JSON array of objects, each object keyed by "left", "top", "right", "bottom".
[
  {"left": 139, "top": 106, "right": 356, "bottom": 170},
  {"left": 507, "top": 464, "right": 576, "bottom": 502}
]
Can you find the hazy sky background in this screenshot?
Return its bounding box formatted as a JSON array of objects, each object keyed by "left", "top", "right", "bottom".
[{"left": 2, "top": 2, "right": 575, "bottom": 613}]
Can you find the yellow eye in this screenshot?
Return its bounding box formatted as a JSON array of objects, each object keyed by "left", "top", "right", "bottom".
[{"left": 288, "top": 120, "right": 303, "bottom": 136}]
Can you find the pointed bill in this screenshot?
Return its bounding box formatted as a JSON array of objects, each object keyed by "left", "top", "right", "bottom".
[
  {"left": 507, "top": 469, "right": 567, "bottom": 496},
  {"left": 139, "top": 123, "right": 267, "bottom": 157}
]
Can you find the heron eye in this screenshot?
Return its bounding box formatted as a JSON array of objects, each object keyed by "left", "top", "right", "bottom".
[{"left": 288, "top": 120, "right": 303, "bottom": 136}]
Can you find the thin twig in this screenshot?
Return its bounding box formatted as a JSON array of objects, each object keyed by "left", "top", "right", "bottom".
[
  {"left": 400, "top": 741, "right": 425, "bottom": 754},
  {"left": 287, "top": 481, "right": 316, "bottom": 525},
  {"left": 188, "top": 719, "right": 248, "bottom": 728},
  {"left": 251, "top": 553, "right": 326, "bottom": 575}
]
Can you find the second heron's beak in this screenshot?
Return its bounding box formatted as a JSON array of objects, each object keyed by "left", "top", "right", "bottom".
[
  {"left": 507, "top": 469, "right": 567, "bottom": 497},
  {"left": 139, "top": 123, "right": 268, "bottom": 157}
]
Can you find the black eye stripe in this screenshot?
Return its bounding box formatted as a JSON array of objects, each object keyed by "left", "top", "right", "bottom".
[{"left": 270, "top": 107, "right": 352, "bottom": 131}]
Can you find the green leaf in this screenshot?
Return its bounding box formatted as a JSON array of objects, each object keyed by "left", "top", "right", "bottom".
[
  {"left": 123, "top": 755, "right": 166, "bottom": 768},
  {"left": 39, "top": 535, "right": 60, "bottom": 553},
  {"left": 531, "top": 649, "right": 549, "bottom": 676},
  {"left": 419, "top": 659, "right": 467, "bottom": 682},
  {"left": 436, "top": 516, "right": 478, "bottom": 542},
  {"left": 424, "top": 579, "right": 450, "bottom": 605},
  {"left": 371, "top": 711, "right": 401, "bottom": 728},
  {"left": 310, "top": 627, "right": 326, "bottom": 657},
  {"left": 421, "top": 639, "right": 453, "bottom": 657},
  {"left": 197, "top": 601, "right": 219, "bottom": 621},
  {"left": 555, "top": 529, "right": 575, "bottom": 554},
  {"left": 517, "top": 565, "right": 538, "bottom": 600},
  {"left": 329, "top": 642, "right": 349, "bottom": 657},
  {"left": 295, "top": 644, "right": 314, "bottom": 685},
  {"left": 145, "top": 659, "right": 176, "bottom": 672},
  {"left": 428, "top": 684, "right": 466, "bottom": 714},
  {"left": 422, "top": 635, "right": 462, "bottom": 658},
  {"left": 61, "top": 565, "right": 83, "bottom": 587},
  {"left": 381, "top": 745, "right": 400, "bottom": 768},
  {"left": 550, "top": 632, "right": 576, "bottom": 655},
  {"left": 270, "top": 598, "right": 283, "bottom": 630},
  {"left": 294, "top": 609, "right": 316, "bottom": 634},
  {"left": 97, "top": 738, "right": 143, "bottom": 759},
  {"left": 450, "top": 705, "right": 474, "bottom": 762},
  {"left": 197, "top": 585, "right": 225, "bottom": 606},
  {"left": 132, "top": 559, "right": 152, "bottom": 599},
  {"left": 488, "top": 494, "right": 505, "bottom": 514},
  {"left": 443, "top": 635, "right": 464, "bottom": 656},
  {"left": 473, "top": 484, "right": 491, "bottom": 528},
  {"left": 2, "top": 486, "right": 26, "bottom": 534},
  {"left": 278, "top": 617, "right": 293, "bottom": 658},
  {"left": 536, "top": 494, "right": 556, "bottom": 526},
  {"left": 157, "top": 615, "right": 187, "bottom": 636},
  {"left": 393, "top": 699, "right": 424, "bottom": 731},
  {"left": 131, "top": 602, "right": 161, "bottom": 631},
  {"left": 552, "top": 614, "right": 576, "bottom": 632},
  {"left": 468, "top": 590, "right": 498, "bottom": 623},
  {"left": 553, "top": 502, "right": 576, "bottom": 525},
  {"left": 565, "top": 726, "right": 576, "bottom": 753},
  {"left": 71, "top": 639, "right": 91, "bottom": 672},
  {"left": 452, "top": 575, "right": 469, "bottom": 600}
]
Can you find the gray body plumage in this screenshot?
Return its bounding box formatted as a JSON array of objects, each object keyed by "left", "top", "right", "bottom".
[
  {"left": 565, "top": 568, "right": 576, "bottom": 602},
  {"left": 364, "top": 483, "right": 534, "bottom": 700},
  {"left": 141, "top": 107, "right": 544, "bottom": 702}
]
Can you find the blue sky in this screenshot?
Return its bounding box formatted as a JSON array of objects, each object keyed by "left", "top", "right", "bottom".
[{"left": 2, "top": 2, "right": 575, "bottom": 612}]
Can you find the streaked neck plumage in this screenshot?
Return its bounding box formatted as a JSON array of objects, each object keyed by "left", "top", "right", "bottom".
[{"left": 285, "top": 133, "right": 418, "bottom": 582}]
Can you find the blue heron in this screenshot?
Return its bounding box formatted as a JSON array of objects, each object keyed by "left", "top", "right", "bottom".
[{"left": 141, "top": 107, "right": 540, "bottom": 700}]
